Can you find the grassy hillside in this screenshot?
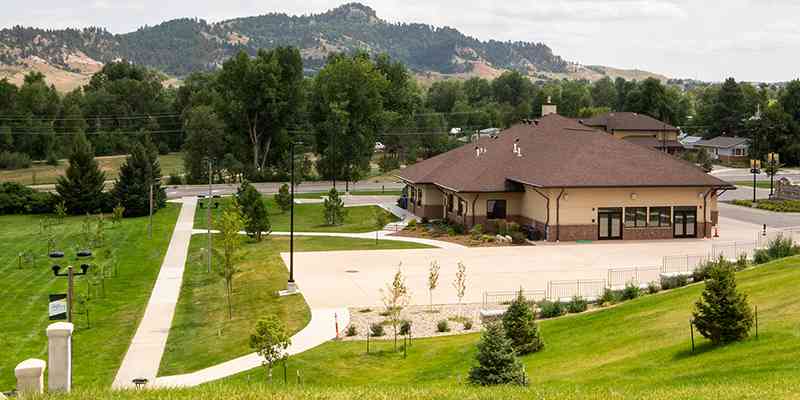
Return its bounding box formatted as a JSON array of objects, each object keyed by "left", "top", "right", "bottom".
[{"left": 0, "top": 205, "right": 179, "bottom": 389}]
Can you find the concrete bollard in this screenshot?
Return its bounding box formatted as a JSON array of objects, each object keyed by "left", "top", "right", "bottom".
[
  {"left": 15, "top": 358, "right": 46, "bottom": 395},
  {"left": 47, "top": 322, "right": 74, "bottom": 392}
]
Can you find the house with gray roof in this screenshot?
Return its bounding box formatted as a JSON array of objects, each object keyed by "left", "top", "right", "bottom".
[{"left": 693, "top": 137, "right": 750, "bottom": 162}]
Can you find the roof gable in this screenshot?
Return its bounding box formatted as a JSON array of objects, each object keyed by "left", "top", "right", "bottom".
[{"left": 579, "top": 112, "right": 679, "bottom": 132}]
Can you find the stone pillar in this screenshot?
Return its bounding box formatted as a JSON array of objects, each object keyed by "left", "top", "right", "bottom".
[
  {"left": 47, "top": 322, "right": 74, "bottom": 392},
  {"left": 15, "top": 358, "right": 46, "bottom": 395}
]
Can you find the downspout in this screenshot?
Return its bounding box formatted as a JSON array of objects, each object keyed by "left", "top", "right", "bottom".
[
  {"left": 530, "top": 187, "right": 551, "bottom": 239},
  {"left": 702, "top": 188, "right": 715, "bottom": 239},
  {"left": 472, "top": 193, "right": 480, "bottom": 226},
  {"left": 556, "top": 188, "right": 565, "bottom": 242}
]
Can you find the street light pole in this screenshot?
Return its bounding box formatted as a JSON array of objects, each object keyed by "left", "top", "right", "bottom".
[
  {"left": 768, "top": 152, "right": 779, "bottom": 198},
  {"left": 288, "top": 141, "right": 303, "bottom": 293},
  {"left": 750, "top": 159, "right": 761, "bottom": 203},
  {"left": 207, "top": 159, "right": 212, "bottom": 274},
  {"left": 50, "top": 250, "right": 91, "bottom": 323}
]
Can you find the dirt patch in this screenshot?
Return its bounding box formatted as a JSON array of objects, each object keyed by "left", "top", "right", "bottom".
[{"left": 342, "top": 303, "right": 493, "bottom": 341}]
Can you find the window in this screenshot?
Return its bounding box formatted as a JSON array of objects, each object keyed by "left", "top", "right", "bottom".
[
  {"left": 487, "top": 199, "right": 507, "bottom": 220},
  {"left": 417, "top": 189, "right": 422, "bottom": 205},
  {"left": 447, "top": 194, "right": 454, "bottom": 212},
  {"left": 649, "top": 207, "right": 671, "bottom": 227},
  {"left": 625, "top": 207, "right": 647, "bottom": 227}
]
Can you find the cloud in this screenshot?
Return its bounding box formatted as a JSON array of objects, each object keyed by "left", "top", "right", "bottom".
[{"left": 493, "top": 0, "right": 688, "bottom": 22}]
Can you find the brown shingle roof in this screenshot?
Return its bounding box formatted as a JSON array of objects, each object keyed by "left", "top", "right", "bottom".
[
  {"left": 623, "top": 136, "right": 684, "bottom": 149},
  {"left": 580, "top": 112, "right": 679, "bottom": 132},
  {"left": 396, "top": 114, "right": 732, "bottom": 192}
]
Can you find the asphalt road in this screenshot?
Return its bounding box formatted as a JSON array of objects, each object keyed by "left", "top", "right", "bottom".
[
  {"left": 709, "top": 166, "right": 800, "bottom": 185},
  {"left": 165, "top": 180, "right": 406, "bottom": 199}
]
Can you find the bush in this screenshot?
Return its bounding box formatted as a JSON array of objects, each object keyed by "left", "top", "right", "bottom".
[
  {"left": 510, "top": 231, "right": 526, "bottom": 245},
  {"left": 369, "top": 323, "right": 385, "bottom": 337},
  {"left": 753, "top": 235, "right": 800, "bottom": 264},
  {"left": 754, "top": 199, "right": 800, "bottom": 213},
  {"left": 661, "top": 274, "right": 689, "bottom": 290},
  {"left": 647, "top": 281, "right": 661, "bottom": 294},
  {"left": 463, "top": 319, "right": 473, "bottom": 330},
  {"left": 447, "top": 227, "right": 457, "bottom": 236},
  {"left": 166, "top": 173, "right": 183, "bottom": 185},
  {"left": 0, "top": 182, "right": 55, "bottom": 215},
  {"left": 451, "top": 223, "right": 465, "bottom": 235},
  {"left": 692, "top": 264, "right": 754, "bottom": 345},
  {"left": 346, "top": 325, "right": 357, "bottom": 337},
  {"left": 621, "top": 282, "right": 641, "bottom": 300},
  {"left": 565, "top": 296, "right": 588, "bottom": 313},
  {"left": 468, "top": 322, "right": 528, "bottom": 386},
  {"left": 399, "top": 320, "right": 412, "bottom": 336},
  {"left": 732, "top": 199, "right": 754, "bottom": 208},
  {"left": 0, "top": 151, "right": 32, "bottom": 170},
  {"left": 694, "top": 255, "right": 732, "bottom": 282},
  {"left": 436, "top": 320, "right": 450, "bottom": 332},
  {"left": 736, "top": 254, "right": 749, "bottom": 271},
  {"left": 502, "top": 290, "right": 544, "bottom": 355},
  {"left": 420, "top": 217, "right": 429, "bottom": 224},
  {"left": 323, "top": 188, "right": 347, "bottom": 226},
  {"left": 599, "top": 288, "right": 619, "bottom": 306},
  {"left": 470, "top": 224, "right": 483, "bottom": 239},
  {"left": 537, "top": 300, "right": 565, "bottom": 319},
  {"left": 274, "top": 184, "right": 292, "bottom": 213},
  {"left": 406, "top": 219, "right": 417, "bottom": 230}
]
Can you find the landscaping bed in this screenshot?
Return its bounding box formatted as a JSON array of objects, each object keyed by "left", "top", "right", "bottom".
[
  {"left": 391, "top": 220, "right": 535, "bottom": 247},
  {"left": 730, "top": 199, "right": 800, "bottom": 212},
  {"left": 343, "top": 304, "right": 486, "bottom": 341}
]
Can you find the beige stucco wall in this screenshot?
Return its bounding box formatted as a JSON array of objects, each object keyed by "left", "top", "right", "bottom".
[{"left": 611, "top": 130, "right": 679, "bottom": 141}]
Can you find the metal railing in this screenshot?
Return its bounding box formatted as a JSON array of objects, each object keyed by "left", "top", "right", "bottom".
[
  {"left": 607, "top": 266, "right": 661, "bottom": 289},
  {"left": 482, "top": 289, "right": 546, "bottom": 307},
  {"left": 547, "top": 279, "right": 606, "bottom": 301}
]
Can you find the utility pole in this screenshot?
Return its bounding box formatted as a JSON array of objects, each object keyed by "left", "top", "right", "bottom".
[
  {"left": 207, "top": 159, "right": 212, "bottom": 274},
  {"left": 148, "top": 182, "right": 153, "bottom": 239}
]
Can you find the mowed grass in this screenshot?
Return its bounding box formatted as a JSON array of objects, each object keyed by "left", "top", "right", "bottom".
[
  {"left": 214, "top": 257, "right": 800, "bottom": 397},
  {"left": 0, "top": 205, "right": 179, "bottom": 389},
  {"left": 0, "top": 153, "right": 183, "bottom": 186},
  {"left": 194, "top": 197, "right": 398, "bottom": 233},
  {"left": 292, "top": 190, "right": 402, "bottom": 199},
  {"left": 735, "top": 180, "right": 774, "bottom": 189},
  {"left": 159, "top": 235, "right": 433, "bottom": 376}
]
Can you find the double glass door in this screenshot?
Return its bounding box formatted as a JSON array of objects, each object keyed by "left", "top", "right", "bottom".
[
  {"left": 598, "top": 208, "right": 623, "bottom": 240},
  {"left": 673, "top": 207, "right": 697, "bottom": 238}
]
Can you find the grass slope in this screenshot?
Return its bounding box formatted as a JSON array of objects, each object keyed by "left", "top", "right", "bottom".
[
  {"left": 159, "top": 235, "right": 433, "bottom": 376},
  {"left": 0, "top": 205, "right": 179, "bottom": 389},
  {"left": 216, "top": 257, "right": 800, "bottom": 397},
  {"left": 194, "top": 197, "right": 398, "bottom": 233}
]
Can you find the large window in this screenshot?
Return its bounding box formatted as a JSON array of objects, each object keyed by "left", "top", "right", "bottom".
[
  {"left": 487, "top": 199, "right": 507, "bottom": 220},
  {"left": 625, "top": 207, "right": 647, "bottom": 227},
  {"left": 649, "top": 207, "right": 671, "bottom": 227}
]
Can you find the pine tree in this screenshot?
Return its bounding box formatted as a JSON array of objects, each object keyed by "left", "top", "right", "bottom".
[
  {"left": 323, "top": 188, "right": 347, "bottom": 226},
  {"left": 502, "top": 289, "right": 544, "bottom": 355},
  {"left": 111, "top": 141, "right": 166, "bottom": 217},
  {"left": 468, "top": 322, "right": 528, "bottom": 386},
  {"left": 55, "top": 132, "right": 106, "bottom": 215},
  {"left": 692, "top": 264, "right": 754, "bottom": 345},
  {"left": 237, "top": 181, "right": 270, "bottom": 241},
  {"left": 274, "top": 183, "right": 292, "bottom": 213}
]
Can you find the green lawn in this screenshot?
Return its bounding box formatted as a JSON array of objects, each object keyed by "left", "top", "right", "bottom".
[
  {"left": 212, "top": 256, "right": 800, "bottom": 397},
  {"left": 731, "top": 199, "right": 800, "bottom": 212},
  {"left": 194, "top": 197, "right": 398, "bottom": 233},
  {"left": 0, "top": 205, "right": 179, "bottom": 389},
  {"left": 158, "top": 235, "right": 433, "bottom": 376},
  {"left": 735, "top": 180, "right": 774, "bottom": 189},
  {"left": 293, "top": 190, "right": 402, "bottom": 199},
  {"left": 0, "top": 153, "right": 184, "bottom": 186}
]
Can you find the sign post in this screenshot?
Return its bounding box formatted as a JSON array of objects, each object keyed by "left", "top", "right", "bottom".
[{"left": 49, "top": 294, "right": 67, "bottom": 321}]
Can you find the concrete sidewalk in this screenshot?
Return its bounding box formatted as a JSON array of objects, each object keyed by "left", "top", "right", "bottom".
[
  {"left": 112, "top": 197, "right": 198, "bottom": 389},
  {"left": 152, "top": 308, "right": 349, "bottom": 388}
]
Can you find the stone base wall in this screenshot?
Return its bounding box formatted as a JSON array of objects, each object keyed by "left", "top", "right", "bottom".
[
  {"left": 552, "top": 224, "right": 597, "bottom": 242},
  {"left": 409, "top": 203, "right": 443, "bottom": 220},
  {"left": 775, "top": 178, "right": 800, "bottom": 200},
  {"left": 711, "top": 210, "right": 719, "bottom": 225},
  {"left": 623, "top": 227, "right": 673, "bottom": 240}
]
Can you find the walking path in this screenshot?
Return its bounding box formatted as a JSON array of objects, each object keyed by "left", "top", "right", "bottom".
[
  {"left": 152, "top": 308, "right": 348, "bottom": 388},
  {"left": 190, "top": 229, "right": 467, "bottom": 249},
  {"left": 112, "top": 197, "right": 198, "bottom": 389}
]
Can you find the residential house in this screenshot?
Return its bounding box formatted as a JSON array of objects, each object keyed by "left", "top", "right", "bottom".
[
  {"left": 693, "top": 137, "right": 750, "bottom": 162},
  {"left": 579, "top": 112, "right": 685, "bottom": 154}
]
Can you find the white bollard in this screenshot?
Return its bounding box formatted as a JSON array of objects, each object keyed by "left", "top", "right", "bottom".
[
  {"left": 47, "top": 322, "right": 74, "bottom": 392},
  {"left": 14, "top": 358, "right": 46, "bottom": 395}
]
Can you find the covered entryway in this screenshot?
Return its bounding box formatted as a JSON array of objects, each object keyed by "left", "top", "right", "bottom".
[
  {"left": 673, "top": 207, "right": 697, "bottom": 238},
  {"left": 598, "top": 208, "right": 623, "bottom": 240}
]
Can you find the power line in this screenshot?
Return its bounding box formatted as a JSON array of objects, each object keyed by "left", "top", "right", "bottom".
[
  {"left": 5, "top": 129, "right": 186, "bottom": 136},
  {"left": 0, "top": 113, "right": 182, "bottom": 122}
]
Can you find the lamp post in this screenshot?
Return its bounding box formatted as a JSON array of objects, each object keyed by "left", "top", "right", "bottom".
[
  {"left": 767, "top": 152, "right": 780, "bottom": 198},
  {"left": 750, "top": 159, "right": 762, "bottom": 203},
  {"left": 287, "top": 141, "right": 303, "bottom": 293},
  {"left": 50, "top": 250, "right": 92, "bottom": 323}
]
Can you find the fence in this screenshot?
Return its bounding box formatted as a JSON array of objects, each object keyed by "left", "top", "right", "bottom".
[
  {"left": 482, "top": 289, "right": 546, "bottom": 307},
  {"left": 547, "top": 279, "right": 606, "bottom": 301},
  {"left": 711, "top": 240, "right": 759, "bottom": 260},
  {"left": 607, "top": 266, "right": 661, "bottom": 290}
]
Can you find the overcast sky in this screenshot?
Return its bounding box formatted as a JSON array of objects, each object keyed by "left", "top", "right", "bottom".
[{"left": 2, "top": 0, "right": 798, "bottom": 82}]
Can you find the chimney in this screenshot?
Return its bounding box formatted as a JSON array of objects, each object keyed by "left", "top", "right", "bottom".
[{"left": 542, "top": 96, "right": 557, "bottom": 116}]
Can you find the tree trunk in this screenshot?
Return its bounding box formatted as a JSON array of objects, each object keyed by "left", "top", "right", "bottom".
[
  {"left": 252, "top": 129, "right": 260, "bottom": 171},
  {"left": 260, "top": 135, "right": 272, "bottom": 171}
]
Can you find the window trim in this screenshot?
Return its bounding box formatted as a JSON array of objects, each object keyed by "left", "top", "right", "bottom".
[
  {"left": 625, "top": 207, "right": 647, "bottom": 228},
  {"left": 486, "top": 199, "right": 508, "bottom": 220}
]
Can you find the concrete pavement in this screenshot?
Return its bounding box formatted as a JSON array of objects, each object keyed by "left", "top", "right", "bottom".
[{"left": 112, "top": 197, "right": 198, "bottom": 389}]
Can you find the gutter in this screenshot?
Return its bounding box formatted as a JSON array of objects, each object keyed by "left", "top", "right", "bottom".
[
  {"left": 702, "top": 187, "right": 715, "bottom": 239},
  {"left": 556, "top": 188, "right": 565, "bottom": 242}
]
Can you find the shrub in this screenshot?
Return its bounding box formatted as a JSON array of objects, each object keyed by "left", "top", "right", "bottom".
[
  {"left": 0, "top": 182, "right": 55, "bottom": 215},
  {"left": 420, "top": 217, "right": 429, "bottom": 224},
  {"left": 692, "top": 264, "right": 754, "bottom": 345},
  {"left": 399, "top": 320, "right": 412, "bottom": 336},
  {"left": 166, "top": 173, "right": 183, "bottom": 185},
  {"left": 237, "top": 181, "right": 271, "bottom": 241},
  {"left": 447, "top": 227, "right": 457, "bottom": 236},
  {"left": 647, "top": 281, "right": 661, "bottom": 294},
  {"left": 406, "top": 219, "right": 417, "bottom": 230},
  {"left": 470, "top": 224, "right": 483, "bottom": 239},
  {"left": 45, "top": 151, "right": 59, "bottom": 166},
  {"left": 565, "top": 296, "right": 588, "bottom": 313},
  {"left": 274, "top": 184, "right": 292, "bottom": 213},
  {"left": 537, "top": 300, "right": 565, "bottom": 319},
  {"left": 736, "top": 254, "right": 749, "bottom": 271},
  {"left": 621, "top": 282, "right": 641, "bottom": 300},
  {"left": 510, "top": 231, "right": 526, "bottom": 245},
  {"left": 502, "top": 290, "right": 544, "bottom": 355},
  {"left": 496, "top": 220, "right": 508, "bottom": 236},
  {"left": 507, "top": 222, "right": 521, "bottom": 233},
  {"left": 0, "top": 151, "right": 32, "bottom": 170},
  {"left": 468, "top": 322, "right": 528, "bottom": 386},
  {"left": 731, "top": 199, "right": 753, "bottom": 208},
  {"left": 599, "top": 288, "right": 619, "bottom": 306},
  {"left": 369, "top": 323, "right": 385, "bottom": 337},
  {"left": 754, "top": 199, "right": 800, "bottom": 213},
  {"left": 694, "top": 255, "right": 732, "bottom": 282},
  {"left": 463, "top": 319, "right": 473, "bottom": 330},
  {"left": 346, "top": 325, "right": 357, "bottom": 337},
  {"left": 436, "top": 320, "right": 450, "bottom": 333},
  {"left": 753, "top": 235, "right": 800, "bottom": 264},
  {"left": 661, "top": 274, "right": 689, "bottom": 290},
  {"left": 451, "top": 223, "right": 465, "bottom": 235},
  {"left": 323, "top": 188, "right": 347, "bottom": 226}
]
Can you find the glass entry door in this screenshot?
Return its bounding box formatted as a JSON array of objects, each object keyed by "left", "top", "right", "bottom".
[
  {"left": 598, "top": 208, "right": 623, "bottom": 240},
  {"left": 674, "top": 207, "right": 697, "bottom": 238}
]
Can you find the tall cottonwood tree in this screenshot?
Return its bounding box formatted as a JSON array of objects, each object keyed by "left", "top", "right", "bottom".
[{"left": 217, "top": 48, "right": 304, "bottom": 172}]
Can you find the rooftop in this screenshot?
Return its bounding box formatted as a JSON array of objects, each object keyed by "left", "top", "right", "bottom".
[
  {"left": 579, "top": 112, "right": 679, "bottom": 132},
  {"left": 694, "top": 136, "right": 750, "bottom": 149}
]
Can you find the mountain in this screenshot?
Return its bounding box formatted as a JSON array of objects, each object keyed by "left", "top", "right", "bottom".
[{"left": 0, "top": 3, "right": 667, "bottom": 91}]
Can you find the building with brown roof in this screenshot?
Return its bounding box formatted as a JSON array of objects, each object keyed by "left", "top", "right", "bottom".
[
  {"left": 579, "top": 112, "right": 684, "bottom": 155},
  {"left": 396, "top": 114, "right": 734, "bottom": 242}
]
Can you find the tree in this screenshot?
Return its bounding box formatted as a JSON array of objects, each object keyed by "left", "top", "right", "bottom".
[
  {"left": 453, "top": 261, "right": 467, "bottom": 317},
  {"left": 428, "top": 261, "right": 440, "bottom": 312},
  {"left": 696, "top": 148, "right": 713, "bottom": 172},
  {"left": 274, "top": 183, "right": 292, "bottom": 213},
  {"left": 712, "top": 78, "right": 747, "bottom": 136},
  {"left": 182, "top": 105, "right": 226, "bottom": 183},
  {"left": 502, "top": 289, "right": 544, "bottom": 355},
  {"left": 217, "top": 201, "right": 247, "bottom": 319},
  {"left": 373, "top": 208, "right": 388, "bottom": 244},
  {"left": 468, "top": 322, "right": 528, "bottom": 386},
  {"left": 780, "top": 80, "right": 800, "bottom": 123},
  {"left": 323, "top": 188, "right": 347, "bottom": 226},
  {"left": 55, "top": 132, "right": 106, "bottom": 215},
  {"left": 111, "top": 140, "right": 166, "bottom": 217},
  {"left": 692, "top": 264, "right": 754, "bottom": 345},
  {"left": 249, "top": 315, "right": 291, "bottom": 382},
  {"left": 236, "top": 181, "right": 270, "bottom": 241},
  {"left": 380, "top": 265, "right": 410, "bottom": 351},
  {"left": 591, "top": 77, "right": 617, "bottom": 109}
]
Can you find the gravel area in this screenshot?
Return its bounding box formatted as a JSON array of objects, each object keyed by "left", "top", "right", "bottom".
[{"left": 341, "top": 303, "right": 507, "bottom": 341}]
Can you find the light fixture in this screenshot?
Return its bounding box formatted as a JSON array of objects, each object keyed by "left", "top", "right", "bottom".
[{"left": 630, "top": 193, "right": 638, "bottom": 200}]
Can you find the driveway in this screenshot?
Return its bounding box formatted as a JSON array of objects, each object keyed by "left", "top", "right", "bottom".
[{"left": 282, "top": 216, "right": 767, "bottom": 308}]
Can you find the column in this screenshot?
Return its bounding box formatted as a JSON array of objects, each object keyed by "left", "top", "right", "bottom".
[
  {"left": 14, "top": 358, "right": 46, "bottom": 395},
  {"left": 47, "top": 322, "right": 74, "bottom": 392}
]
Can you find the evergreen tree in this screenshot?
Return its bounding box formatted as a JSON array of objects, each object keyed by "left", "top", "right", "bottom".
[
  {"left": 237, "top": 181, "right": 270, "bottom": 241},
  {"left": 55, "top": 132, "right": 106, "bottom": 215},
  {"left": 502, "top": 289, "right": 544, "bottom": 355},
  {"left": 468, "top": 322, "right": 528, "bottom": 386},
  {"left": 692, "top": 264, "right": 754, "bottom": 345},
  {"left": 111, "top": 140, "right": 166, "bottom": 217},
  {"left": 712, "top": 78, "right": 746, "bottom": 136},
  {"left": 274, "top": 183, "right": 292, "bottom": 213},
  {"left": 323, "top": 188, "right": 347, "bottom": 226}
]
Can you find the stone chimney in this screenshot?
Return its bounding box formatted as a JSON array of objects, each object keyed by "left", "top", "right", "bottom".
[{"left": 542, "top": 96, "right": 557, "bottom": 116}]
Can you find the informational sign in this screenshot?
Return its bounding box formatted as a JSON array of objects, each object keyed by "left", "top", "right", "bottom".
[{"left": 49, "top": 294, "right": 67, "bottom": 320}]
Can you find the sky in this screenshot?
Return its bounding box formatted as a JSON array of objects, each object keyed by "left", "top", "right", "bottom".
[{"left": 1, "top": 0, "right": 798, "bottom": 82}]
